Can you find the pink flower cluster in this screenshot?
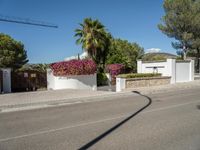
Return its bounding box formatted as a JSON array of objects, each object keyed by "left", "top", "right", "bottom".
[
  {"left": 106, "top": 64, "right": 125, "bottom": 76},
  {"left": 50, "top": 59, "right": 96, "bottom": 76}
]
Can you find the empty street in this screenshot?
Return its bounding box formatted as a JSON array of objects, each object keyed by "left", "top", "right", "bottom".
[{"left": 0, "top": 88, "right": 200, "bottom": 150}]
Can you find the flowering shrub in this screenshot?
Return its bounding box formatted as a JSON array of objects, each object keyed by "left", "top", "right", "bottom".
[
  {"left": 50, "top": 59, "right": 96, "bottom": 76},
  {"left": 106, "top": 64, "right": 125, "bottom": 76},
  {"left": 106, "top": 64, "right": 125, "bottom": 85}
]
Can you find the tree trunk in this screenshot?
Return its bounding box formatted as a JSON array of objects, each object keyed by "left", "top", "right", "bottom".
[{"left": 183, "top": 51, "right": 187, "bottom": 60}]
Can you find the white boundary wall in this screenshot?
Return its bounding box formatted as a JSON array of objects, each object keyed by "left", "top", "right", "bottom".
[
  {"left": 137, "top": 59, "right": 194, "bottom": 83},
  {"left": 47, "top": 69, "right": 97, "bottom": 91}
]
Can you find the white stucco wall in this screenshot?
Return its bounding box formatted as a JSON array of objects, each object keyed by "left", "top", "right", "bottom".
[
  {"left": 138, "top": 61, "right": 168, "bottom": 75},
  {"left": 176, "top": 61, "right": 194, "bottom": 82},
  {"left": 47, "top": 69, "right": 97, "bottom": 91}
]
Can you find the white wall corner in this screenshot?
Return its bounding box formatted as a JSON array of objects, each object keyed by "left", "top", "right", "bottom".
[
  {"left": 137, "top": 60, "right": 142, "bottom": 73},
  {"left": 190, "top": 59, "right": 195, "bottom": 81},
  {"left": 47, "top": 69, "right": 55, "bottom": 90},
  {"left": 166, "top": 59, "right": 176, "bottom": 84}
]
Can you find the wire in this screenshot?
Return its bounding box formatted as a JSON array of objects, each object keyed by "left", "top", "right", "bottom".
[{"left": 0, "top": 14, "right": 58, "bottom": 28}]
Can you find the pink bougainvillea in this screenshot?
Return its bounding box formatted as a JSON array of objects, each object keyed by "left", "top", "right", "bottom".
[
  {"left": 106, "top": 64, "right": 125, "bottom": 85},
  {"left": 106, "top": 64, "right": 125, "bottom": 76},
  {"left": 50, "top": 59, "right": 96, "bottom": 76}
]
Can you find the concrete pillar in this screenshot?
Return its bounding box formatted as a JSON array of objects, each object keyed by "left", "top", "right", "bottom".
[
  {"left": 189, "top": 59, "right": 194, "bottom": 81},
  {"left": 137, "top": 60, "right": 142, "bottom": 73},
  {"left": 166, "top": 59, "right": 176, "bottom": 84},
  {"left": 116, "top": 78, "right": 126, "bottom": 92},
  {"left": 1, "top": 68, "right": 12, "bottom": 93}
]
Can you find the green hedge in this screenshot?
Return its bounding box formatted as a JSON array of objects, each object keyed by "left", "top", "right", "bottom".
[
  {"left": 97, "top": 73, "right": 108, "bottom": 86},
  {"left": 117, "top": 73, "right": 161, "bottom": 78}
]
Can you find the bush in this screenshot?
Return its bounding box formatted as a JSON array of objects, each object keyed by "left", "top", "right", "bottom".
[
  {"left": 117, "top": 73, "right": 161, "bottom": 78},
  {"left": 106, "top": 64, "right": 125, "bottom": 85},
  {"left": 50, "top": 59, "right": 96, "bottom": 76},
  {"left": 106, "top": 64, "right": 125, "bottom": 76},
  {"left": 97, "top": 73, "right": 108, "bottom": 86}
]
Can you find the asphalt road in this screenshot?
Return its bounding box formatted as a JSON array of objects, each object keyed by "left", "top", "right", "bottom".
[{"left": 0, "top": 88, "right": 200, "bottom": 150}]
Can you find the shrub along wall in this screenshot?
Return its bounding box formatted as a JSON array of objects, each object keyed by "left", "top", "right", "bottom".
[{"left": 118, "top": 73, "right": 161, "bottom": 78}]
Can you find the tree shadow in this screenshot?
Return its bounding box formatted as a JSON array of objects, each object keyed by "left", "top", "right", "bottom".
[{"left": 78, "top": 91, "right": 152, "bottom": 150}]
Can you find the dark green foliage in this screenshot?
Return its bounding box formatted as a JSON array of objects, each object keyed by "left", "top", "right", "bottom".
[
  {"left": 97, "top": 72, "right": 108, "bottom": 86},
  {"left": 0, "top": 33, "right": 28, "bottom": 69},
  {"left": 118, "top": 73, "right": 161, "bottom": 78},
  {"left": 106, "top": 39, "right": 144, "bottom": 73},
  {"left": 18, "top": 64, "right": 49, "bottom": 73},
  {"left": 158, "top": 0, "right": 200, "bottom": 61},
  {"left": 158, "top": 0, "right": 194, "bottom": 49}
]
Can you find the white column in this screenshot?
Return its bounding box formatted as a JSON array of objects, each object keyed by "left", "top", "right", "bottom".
[
  {"left": 137, "top": 60, "right": 142, "bottom": 73},
  {"left": 1, "top": 68, "right": 12, "bottom": 93},
  {"left": 166, "top": 59, "right": 176, "bottom": 84},
  {"left": 189, "top": 59, "right": 194, "bottom": 81},
  {"left": 116, "top": 78, "right": 126, "bottom": 92},
  {"left": 47, "top": 69, "right": 55, "bottom": 90}
]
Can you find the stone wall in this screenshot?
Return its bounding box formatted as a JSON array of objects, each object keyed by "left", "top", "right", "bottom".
[{"left": 126, "top": 76, "right": 171, "bottom": 89}]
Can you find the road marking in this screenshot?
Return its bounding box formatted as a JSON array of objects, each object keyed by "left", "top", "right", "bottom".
[
  {"left": 143, "top": 100, "right": 200, "bottom": 113},
  {"left": 0, "top": 100, "right": 200, "bottom": 142}
]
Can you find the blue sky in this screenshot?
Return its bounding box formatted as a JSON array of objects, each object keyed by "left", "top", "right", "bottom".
[{"left": 0, "top": 0, "right": 176, "bottom": 63}]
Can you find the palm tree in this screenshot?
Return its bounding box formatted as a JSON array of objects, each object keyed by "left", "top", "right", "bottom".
[{"left": 74, "top": 18, "right": 110, "bottom": 64}]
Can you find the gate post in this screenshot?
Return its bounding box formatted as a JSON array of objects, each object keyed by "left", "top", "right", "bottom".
[
  {"left": 1, "top": 68, "right": 12, "bottom": 93},
  {"left": 166, "top": 59, "right": 176, "bottom": 84}
]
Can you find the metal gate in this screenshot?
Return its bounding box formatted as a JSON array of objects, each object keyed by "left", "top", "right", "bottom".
[
  {"left": 0, "top": 70, "right": 2, "bottom": 93},
  {"left": 194, "top": 58, "right": 200, "bottom": 74}
]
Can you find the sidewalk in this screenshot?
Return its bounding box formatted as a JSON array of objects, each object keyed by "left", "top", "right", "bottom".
[{"left": 0, "top": 89, "right": 116, "bottom": 107}]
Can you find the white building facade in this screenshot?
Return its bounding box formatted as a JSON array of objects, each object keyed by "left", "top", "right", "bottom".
[{"left": 137, "top": 59, "right": 194, "bottom": 83}]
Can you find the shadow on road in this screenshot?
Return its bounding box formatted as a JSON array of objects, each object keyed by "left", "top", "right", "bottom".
[{"left": 78, "top": 91, "right": 152, "bottom": 150}]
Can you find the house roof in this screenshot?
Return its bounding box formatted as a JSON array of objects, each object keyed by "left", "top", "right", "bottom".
[{"left": 142, "top": 52, "right": 177, "bottom": 61}]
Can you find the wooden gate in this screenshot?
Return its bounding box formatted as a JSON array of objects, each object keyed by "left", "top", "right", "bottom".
[
  {"left": 0, "top": 70, "right": 2, "bottom": 93},
  {"left": 11, "top": 71, "right": 47, "bottom": 92}
]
